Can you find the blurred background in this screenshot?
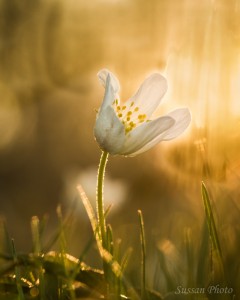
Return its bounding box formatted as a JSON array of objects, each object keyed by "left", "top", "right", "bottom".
[{"left": 0, "top": 0, "right": 240, "bottom": 281}]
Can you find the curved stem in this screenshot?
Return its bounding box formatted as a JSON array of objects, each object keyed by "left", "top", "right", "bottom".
[{"left": 96, "top": 151, "right": 109, "bottom": 248}]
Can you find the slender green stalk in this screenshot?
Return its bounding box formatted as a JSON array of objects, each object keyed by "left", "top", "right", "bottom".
[
  {"left": 31, "top": 216, "right": 41, "bottom": 254},
  {"left": 138, "top": 210, "right": 146, "bottom": 299},
  {"left": 96, "top": 151, "right": 109, "bottom": 248}
]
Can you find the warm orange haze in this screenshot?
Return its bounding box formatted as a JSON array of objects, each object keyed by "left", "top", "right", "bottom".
[{"left": 0, "top": 0, "right": 240, "bottom": 297}]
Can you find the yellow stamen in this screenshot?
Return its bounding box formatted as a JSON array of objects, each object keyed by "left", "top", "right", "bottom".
[
  {"left": 138, "top": 114, "right": 147, "bottom": 120},
  {"left": 112, "top": 100, "right": 147, "bottom": 134}
]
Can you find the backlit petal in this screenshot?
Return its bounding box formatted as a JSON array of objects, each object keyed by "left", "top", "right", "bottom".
[
  {"left": 131, "top": 108, "right": 191, "bottom": 155},
  {"left": 98, "top": 74, "right": 116, "bottom": 111},
  {"left": 125, "top": 73, "right": 167, "bottom": 118},
  {"left": 121, "top": 116, "right": 175, "bottom": 156},
  {"left": 98, "top": 69, "right": 120, "bottom": 94},
  {"left": 94, "top": 106, "right": 125, "bottom": 154},
  {"left": 162, "top": 108, "right": 191, "bottom": 140}
]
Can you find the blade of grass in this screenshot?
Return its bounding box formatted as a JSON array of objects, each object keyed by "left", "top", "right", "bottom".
[
  {"left": 56, "top": 206, "right": 68, "bottom": 254},
  {"left": 121, "top": 247, "right": 132, "bottom": 275},
  {"left": 201, "top": 182, "right": 222, "bottom": 259},
  {"left": 77, "top": 185, "right": 98, "bottom": 236},
  {"left": 138, "top": 210, "right": 146, "bottom": 299},
  {"left": 106, "top": 224, "right": 116, "bottom": 293},
  {"left": 56, "top": 206, "right": 76, "bottom": 300},
  {"left": 201, "top": 182, "right": 226, "bottom": 282},
  {"left": 106, "top": 224, "right": 114, "bottom": 256},
  {"left": 30, "top": 216, "right": 45, "bottom": 300},
  {"left": 0, "top": 219, "right": 13, "bottom": 255},
  {"left": 42, "top": 202, "right": 76, "bottom": 253},
  {"left": 31, "top": 216, "right": 41, "bottom": 255},
  {"left": 11, "top": 239, "right": 25, "bottom": 300}
]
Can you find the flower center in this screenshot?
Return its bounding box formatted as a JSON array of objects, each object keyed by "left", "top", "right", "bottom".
[{"left": 112, "top": 99, "right": 147, "bottom": 134}]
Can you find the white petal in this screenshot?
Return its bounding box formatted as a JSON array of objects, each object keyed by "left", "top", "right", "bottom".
[
  {"left": 161, "top": 108, "right": 191, "bottom": 140},
  {"left": 131, "top": 108, "right": 191, "bottom": 156},
  {"left": 125, "top": 73, "right": 167, "bottom": 118},
  {"left": 98, "top": 74, "right": 116, "bottom": 111},
  {"left": 98, "top": 69, "right": 120, "bottom": 94},
  {"left": 121, "top": 116, "right": 175, "bottom": 156},
  {"left": 94, "top": 106, "right": 125, "bottom": 154}
]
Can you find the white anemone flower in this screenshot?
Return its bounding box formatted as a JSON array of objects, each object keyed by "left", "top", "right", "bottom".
[{"left": 94, "top": 69, "right": 191, "bottom": 156}]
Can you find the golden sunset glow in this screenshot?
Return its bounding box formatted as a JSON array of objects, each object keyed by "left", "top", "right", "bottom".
[{"left": 1, "top": 2, "right": 240, "bottom": 297}]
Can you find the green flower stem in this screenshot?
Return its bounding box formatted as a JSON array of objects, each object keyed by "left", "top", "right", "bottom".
[{"left": 97, "top": 150, "right": 109, "bottom": 248}]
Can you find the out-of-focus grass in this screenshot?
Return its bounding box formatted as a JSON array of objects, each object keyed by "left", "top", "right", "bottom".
[
  {"left": 1, "top": 0, "right": 240, "bottom": 256},
  {"left": 0, "top": 183, "right": 239, "bottom": 299}
]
